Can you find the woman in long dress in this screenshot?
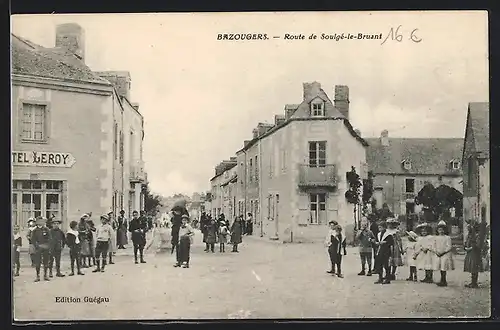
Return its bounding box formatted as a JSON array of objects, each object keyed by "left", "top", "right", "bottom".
[
  {"left": 386, "top": 218, "right": 404, "bottom": 280},
  {"left": 117, "top": 210, "right": 128, "bottom": 249},
  {"left": 230, "top": 216, "right": 243, "bottom": 253},
  {"left": 205, "top": 218, "right": 218, "bottom": 253},
  {"left": 78, "top": 214, "right": 91, "bottom": 268},
  {"left": 464, "top": 220, "right": 484, "bottom": 288}
]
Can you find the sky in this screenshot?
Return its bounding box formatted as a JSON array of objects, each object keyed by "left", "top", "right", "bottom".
[{"left": 11, "top": 11, "right": 489, "bottom": 197}]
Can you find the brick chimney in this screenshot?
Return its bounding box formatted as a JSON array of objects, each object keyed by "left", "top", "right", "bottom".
[
  {"left": 284, "top": 104, "right": 299, "bottom": 120},
  {"left": 334, "top": 85, "right": 350, "bottom": 119},
  {"left": 380, "top": 129, "right": 389, "bottom": 146},
  {"left": 95, "top": 71, "right": 131, "bottom": 100},
  {"left": 303, "top": 82, "right": 322, "bottom": 101},
  {"left": 55, "top": 23, "right": 85, "bottom": 61},
  {"left": 257, "top": 123, "right": 274, "bottom": 136},
  {"left": 274, "top": 114, "right": 286, "bottom": 126}
]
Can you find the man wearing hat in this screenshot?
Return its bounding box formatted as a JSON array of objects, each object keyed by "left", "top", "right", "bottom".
[
  {"left": 31, "top": 216, "right": 52, "bottom": 282},
  {"left": 93, "top": 214, "right": 114, "bottom": 272},
  {"left": 129, "top": 210, "right": 148, "bottom": 264},
  {"left": 48, "top": 218, "right": 66, "bottom": 278},
  {"left": 26, "top": 218, "right": 36, "bottom": 267},
  {"left": 117, "top": 210, "right": 128, "bottom": 249}
]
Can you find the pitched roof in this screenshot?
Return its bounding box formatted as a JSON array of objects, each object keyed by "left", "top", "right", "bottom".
[
  {"left": 365, "top": 137, "right": 464, "bottom": 175},
  {"left": 467, "top": 102, "right": 489, "bottom": 157},
  {"left": 11, "top": 34, "right": 109, "bottom": 84},
  {"left": 290, "top": 88, "right": 345, "bottom": 119}
]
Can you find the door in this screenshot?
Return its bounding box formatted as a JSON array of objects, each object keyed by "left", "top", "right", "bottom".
[{"left": 309, "top": 193, "right": 326, "bottom": 224}]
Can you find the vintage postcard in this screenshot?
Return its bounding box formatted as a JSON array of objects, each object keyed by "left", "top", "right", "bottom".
[{"left": 11, "top": 11, "right": 490, "bottom": 321}]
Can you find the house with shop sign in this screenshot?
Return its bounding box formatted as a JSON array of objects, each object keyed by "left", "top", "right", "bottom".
[
  {"left": 234, "top": 82, "right": 368, "bottom": 243},
  {"left": 11, "top": 23, "right": 146, "bottom": 232},
  {"left": 365, "top": 131, "right": 463, "bottom": 229},
  {"left": 462, "top": 102, "right": 489, "bottom": 242}
]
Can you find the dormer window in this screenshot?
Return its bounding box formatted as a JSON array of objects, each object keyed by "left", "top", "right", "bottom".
[
  {"left": 311, "top": 101, "right": 325, "bottom": 117},
  {"left": 402, "top": 160, "right": 412, "bottom": 171},
  {"left": 451, "top": 160, "right": 460, "bottom": 170}
]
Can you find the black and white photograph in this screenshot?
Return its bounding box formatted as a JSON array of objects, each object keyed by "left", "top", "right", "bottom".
[{"left": 10, "top": 11, "right": 490, "bottom": 320}]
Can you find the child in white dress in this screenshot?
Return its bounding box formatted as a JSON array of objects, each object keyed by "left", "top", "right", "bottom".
[
  {"left": 405, "top": 231, "right": 419, "bottom": 281},
  {"left": 413, "top": 223, "right": 436, "bottom": 283},
  {"left": 433, "top": 220, "right": 454, "bottom": 287}
]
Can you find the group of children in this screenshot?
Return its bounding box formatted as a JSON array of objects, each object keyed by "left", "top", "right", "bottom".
[
  {"left": 201, "top": 214, "right": 243, "bottom": 254},
  {"left": 349, "top": 216, "right": 487, "bottom": 288},
  {"left": 13, "top": 213, "right": 117, "bottom": 282}
]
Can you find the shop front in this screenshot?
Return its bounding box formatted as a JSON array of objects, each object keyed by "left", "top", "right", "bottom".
[{"left": 12, "top": 150, "right": 76, "bottom": 230}]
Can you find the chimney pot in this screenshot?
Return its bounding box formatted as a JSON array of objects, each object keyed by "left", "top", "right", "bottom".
[
  {"left": 95, "top": 71, "right": 132, "bottom": 100},
  {"left": 55, "top": 23, "right": 85, "bottom": 62},
  {"left": 334, "top": 85, "right": 350, "bottom": 120}
]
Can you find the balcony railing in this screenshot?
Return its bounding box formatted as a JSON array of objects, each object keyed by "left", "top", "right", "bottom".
[
  {"left": 298, "top": 164, "right": 337, "bottom": 190},
  {"left": 130, "top": 159, "right": 146, "bottom": 183}
]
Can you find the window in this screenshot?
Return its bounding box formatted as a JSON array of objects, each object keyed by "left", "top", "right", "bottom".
[
  {"left": 311, "top": 102, "right": 325, "bottom": 117},
  {"left": 452, "top": 160, "right": 460, "bottom": 170},
  {"left": 21, "top": 103, "right": 46, "bottom": 141},
  {"left": 405, "top": 178, "right": 415, "bottom": 193},
  {"left": 309, "top": 193, "right": 326, "bottom": 224},
  {"left": 309, "top": 141, "right": 326, "bottom": 167},
  {"left": 13, "top": 180, "right": 63, "bottom": 227},
  {"left": 255, "top": 156, "right": 259, "bottom": 182},
  {"left": 402, "top": 160, "right": 411, "bottom": 170},
  {"left": 467, "top": 157, "right": 474, "bottom": 189},
  {"left": 249, "top": 159, "right": 253, "bottom": 183},
  {"left": 114, "top": 123, "right": 118, "bottom": 160}
]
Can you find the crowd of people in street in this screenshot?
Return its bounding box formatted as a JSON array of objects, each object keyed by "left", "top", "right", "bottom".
[
  {"left": 13, "top": 209, "right": 152, "bottom": 282},
  {"left": 325, "top": 202, "right": 489, "bottom": 289}
]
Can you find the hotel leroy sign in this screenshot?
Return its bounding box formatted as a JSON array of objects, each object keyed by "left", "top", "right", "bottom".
[{"left": 12, "top": 151, "right": 76, "bottom": 168}]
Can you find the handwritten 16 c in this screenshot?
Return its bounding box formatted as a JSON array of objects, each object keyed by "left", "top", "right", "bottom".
[{"left": 381, "top": 25, "right": 422, "bottom": 45}]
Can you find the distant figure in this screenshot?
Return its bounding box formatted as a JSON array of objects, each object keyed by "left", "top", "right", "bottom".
[
  {"left": 117, "top": 210, "right": 128, "bottom": 249},
  {"left": 205, "top": 217, "right": 218, "bottom": 253},
  {"left": 230, "top": 216, "right": 243, "bottom": 253},
  {"left": 246, "top": 213, "right": 253, "bottom": 235}
]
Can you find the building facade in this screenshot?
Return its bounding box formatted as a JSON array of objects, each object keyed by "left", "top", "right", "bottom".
[
  {"left": 462, "top": 102, "right": 490, "bottom": 242},
  {"left": 11, "top": 23, "right": 146, "bottom": 232},
  {"left": 365, "top": 132, "right": 463, "bottom": 220},
  {"left": 230, "top": 82, "right": 367, "bottom": 243},
  {"left": 209, "top": 158, "right": 237, "bottom": 218}
]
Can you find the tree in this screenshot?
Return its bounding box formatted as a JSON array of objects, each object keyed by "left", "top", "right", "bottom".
[
  {"left": 144, "top": 184, "right": 163, "bottom": 217},
  {"left": 345, "top": 166, "right": 362, "bottom": 229},
  {"left": 415, "top": 183, "right": 463, "bottom": 223},
  {"left": 362, "top": 171, "right": 374, "bottom": 216}
]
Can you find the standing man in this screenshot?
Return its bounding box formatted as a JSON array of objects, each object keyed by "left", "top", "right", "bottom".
[
  {"left": 170, "top": 200, "right": 189, "bottom": 261},
  {"left": 246, "top": 213, "right": 254, "bottom": 235},
  {"left": 117, "top": 210, "right": 128, "bottom": 249},
  {"left": 129, "top": 210, "right": 148, "bottom": 264},
  {"left": 48, "top": 219, "right": 66, "bottom": 278},
  {"left": 31, "top": 216, "right": 52, "bottom": 282}
]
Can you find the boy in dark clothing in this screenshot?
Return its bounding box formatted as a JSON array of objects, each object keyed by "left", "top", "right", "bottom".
[
  {"left": 32, "top": 216, "right": 52, "bottom": 282},
  {"left": 129, "top": 210, "right": 148, "bottom": 264},
  {"left": 13, "top": 225, "right": 22, "bottom": 276},
  {"left": 325, "top": 221, "right": 347, "bottom": 278},
  {"left": 66, "top": 220, "right": 84, "bottom": 276},
  {"left": 372, "top": 221, "right": 394, "bottom": 284},
  {"left": 48, "top": 220, "right": 66, "bottom": 278},
  {"left": 356, "top": 217, "right": 375, "bottom": 276}
]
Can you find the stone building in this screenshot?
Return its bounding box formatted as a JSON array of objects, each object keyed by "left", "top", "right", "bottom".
[
  {"left": 234, "top": 82, "right": 367, "bottom": 243},
  {"left": 11, "top": 23, "right": 146, "bottom": 231},
  {"left": 365, "top": 132, "right": 463, "bottom": 222},
  {"left": 462, "top": 102, "right": 489, "bottom": 241},
  {"left": 209, "top": 158, "right": 237, "bottom": 218}
]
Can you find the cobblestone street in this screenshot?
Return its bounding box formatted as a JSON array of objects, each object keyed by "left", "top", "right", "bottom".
[{"left": 13, "top": 230, "right": 490, "bottom": 320}]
